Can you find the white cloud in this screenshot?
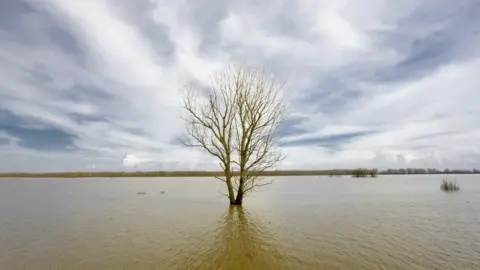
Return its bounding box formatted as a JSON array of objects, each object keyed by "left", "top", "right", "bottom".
[{"left": 122, "top": 154, "right": 150, "bottom": 167}]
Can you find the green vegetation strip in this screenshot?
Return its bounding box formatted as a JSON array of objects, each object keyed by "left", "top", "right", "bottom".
[{"left": 0, "top": 169, "right": 477, "bottom": 178}]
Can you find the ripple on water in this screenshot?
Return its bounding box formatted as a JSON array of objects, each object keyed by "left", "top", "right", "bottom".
[{"left": 0, "top": 176, "right": 479, "bottom": 269}]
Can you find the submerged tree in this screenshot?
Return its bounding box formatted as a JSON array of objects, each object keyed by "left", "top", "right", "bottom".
[{"left": 181, "top": 65, "right": 286, "bottom": 205}]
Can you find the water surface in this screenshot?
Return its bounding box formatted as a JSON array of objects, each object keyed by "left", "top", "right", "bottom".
[{"left": 0, "top": 175, "right": 479, "bottom": 269}]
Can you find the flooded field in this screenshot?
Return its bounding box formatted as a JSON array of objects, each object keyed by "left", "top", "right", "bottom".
[{"left": 0, "top": 175, "right": 479, "bottom": 269}]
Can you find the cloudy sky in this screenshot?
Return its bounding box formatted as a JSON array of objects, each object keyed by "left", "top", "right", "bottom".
[{"left": 0, "top": 0, "right": 479, "bottom": 172}]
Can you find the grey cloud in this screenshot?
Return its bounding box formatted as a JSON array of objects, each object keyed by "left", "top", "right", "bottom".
[
  {"left": 372, "top": 0, "right": 480, "bottom": 83},
  {"left": 61, "top": 84, "right": 114, "bottom": 103},
  {"left": 291, "top": 0, "right": 480, "bottom": 120},
  {"left": 0, "top": 138, "right": 9, "bottom": 145},
  {"left": 26, "top": 68, "right": 54, "bottom": 84},
  {"left": 0, "top": 1, "right": 36, "bottom": 40},
  {"left": 276, "top": 115, "right": 309, "bottom": 138},
  {"left": 185, "top": 0, "right": 230, "bottom": 55},
  {"left": 410, "top": 130, "right": 459, "bottom": 142},
  {"left": 281, "top": 131, "right": 373, "bottom": 148},
  {"left": 108, "top": 0, "right": 176, "bottom": 64},
  {"left": 306, "top": 2, "right": 478, "bottom": 103},
  {"left": 169, "top": 136, "right": 182, "bottom": 146},
  {"left": 122, "top": 127, "right": 153, "bottom": 138},
  {"left": 0, "top": 109, "right": 77, "bottom": 151},
  {"left": 297, "top": 76, "right": 364, "bottom": 116},
  {"left": 48, "top": 23, "right": 85, "bottom": 56},
  {"left": 14, "top": 127, "right": 76, "bottom": 151},
  {"left": 68, "top": 113, "right": 109, "bottom": 125},
  {"left": 0, "top": 0, "right": 86, "bottom": 59}
]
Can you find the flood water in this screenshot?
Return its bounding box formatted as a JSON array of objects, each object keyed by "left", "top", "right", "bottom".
[{"left": 0, "top": 175, "right": 479, "bottom": 269}]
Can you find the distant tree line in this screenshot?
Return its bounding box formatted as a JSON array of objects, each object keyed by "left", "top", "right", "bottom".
[
  {"left": 378, "top": 168, "right": 479, "bottom": 175},
  {"left": 0, "top": 168, "right": 478, "bottom": 178}
]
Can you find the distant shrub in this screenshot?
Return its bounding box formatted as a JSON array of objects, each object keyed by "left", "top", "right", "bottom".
[
  {"left": 352, "top": 168, "right": 369, "bottom": 177},
  {"left": 351, "top": 168, "right": 378, "bottom": 178},
  {"left": 440, "top": 177, "right": 460, "bottom": 192}
]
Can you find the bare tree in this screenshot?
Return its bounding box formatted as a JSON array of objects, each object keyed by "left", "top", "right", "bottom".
[{"left": 181, "top": 65, "right": 286, "bottom": 205}]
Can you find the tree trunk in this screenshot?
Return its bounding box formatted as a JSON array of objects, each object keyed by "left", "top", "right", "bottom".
[
  {"left": 226, "top": 180, "right": 236, "bottom": 204},
  {"left": 232, "top": 175, "right": 245, "bottom": 205},
  {"left": 224, "top": 169, "right": 236, "bottom": 204},
  {"left": 232, "top": 191, "right": 244, "bottom": 205}
]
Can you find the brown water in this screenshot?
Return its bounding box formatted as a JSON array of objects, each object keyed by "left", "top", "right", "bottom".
[{"left": 0, "top": 175, "right": 479, "bottom": 269}]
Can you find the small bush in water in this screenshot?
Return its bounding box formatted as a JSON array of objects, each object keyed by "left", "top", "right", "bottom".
[{"left": 440, "top": 177, "right": 460, "bottom": 192}]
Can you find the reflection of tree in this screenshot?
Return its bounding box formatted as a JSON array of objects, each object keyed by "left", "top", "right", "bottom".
[{"left": 173, "top": 206, "right": 282, "bottom": 270}]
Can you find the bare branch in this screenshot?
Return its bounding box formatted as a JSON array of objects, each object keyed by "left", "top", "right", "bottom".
[
  {"left": 217, "top": 189, "right": 229, "bottom": 198},
  {"left": 243, "top": 176, "right": 275, "bottom": 196},
  {"left": 180, "top": 64, "right": 287, "bottom": 205},
  {"left": 214, "top": 176, "right": 226, "bottom": 183}
]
